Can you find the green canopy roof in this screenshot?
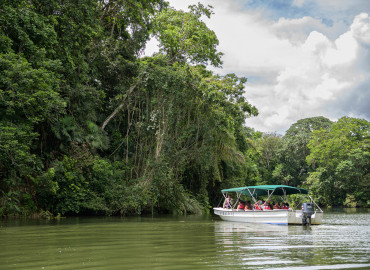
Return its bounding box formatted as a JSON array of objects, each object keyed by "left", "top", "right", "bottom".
[{"left": 221, "top": 185, "right": 308, "bottom": 197}]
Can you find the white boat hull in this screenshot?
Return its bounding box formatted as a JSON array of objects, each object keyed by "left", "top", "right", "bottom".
[{"left": 213, "top": 207, "right": 323, "bottom": 225}]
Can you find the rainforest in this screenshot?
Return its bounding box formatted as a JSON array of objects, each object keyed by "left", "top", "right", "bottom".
[{"left": 0, "top": 0, "right": 369, "bottom": 217}]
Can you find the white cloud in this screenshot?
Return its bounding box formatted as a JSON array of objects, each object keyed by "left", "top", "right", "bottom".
[
  {"left": 292, "top": 0, "right": 305, "bottom": 8},
  {"left": 351, "top": 13, "right": 370, "bottom": 45},
  {"left": 247, "top": 13, "right": 368, "bottom": 133},
  {"left": 146, "top": 0, "right": 370, "bottom": 133},
  {"left": 272, "top": 17, "right": 347, "bottom": 45}
]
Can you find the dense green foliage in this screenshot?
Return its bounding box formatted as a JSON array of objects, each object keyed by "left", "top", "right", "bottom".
[
  {"left": 243, "top": 116, "right": 369, "bottom": 207},
  {"left": 0, "top": 1, "right": 369, "bottom": 217},
  {"left": 306, "top": 117, "right": 369, "bottom": 207}
]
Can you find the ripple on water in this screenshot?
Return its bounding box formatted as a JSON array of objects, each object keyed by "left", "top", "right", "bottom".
[{"left": 0, "top": 211, "right": 369, "bottom": 269}]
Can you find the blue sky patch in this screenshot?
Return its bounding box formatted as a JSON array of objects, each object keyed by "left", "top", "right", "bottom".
[{"left": 242, "top": 0, "right": 370, "bottom": 27}]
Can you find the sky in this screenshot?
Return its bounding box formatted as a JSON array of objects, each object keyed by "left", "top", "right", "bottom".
[{"left": 144, "top": 0, "right": 370, "bottom": 134}]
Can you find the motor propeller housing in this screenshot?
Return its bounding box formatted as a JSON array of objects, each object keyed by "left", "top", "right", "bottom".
[{"left": 302, "top": 202, "right": 315, "bottom": 225}]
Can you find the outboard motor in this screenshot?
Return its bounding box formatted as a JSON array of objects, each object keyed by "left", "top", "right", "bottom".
[{"left": 302, "top": 202, "right": 315, "bottom": 225}]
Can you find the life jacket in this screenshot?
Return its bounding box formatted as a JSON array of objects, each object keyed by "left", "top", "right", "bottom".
[
  {"left": 237, "top": 203, "right": 245, "bottom": 209},
  {"left": 264, "top": 205, "right": 271, "bottom": 210},
  {"left": 282, "top": 205, "right": 289, "bottom": 209},
  {"left": 254, "top": 204, "right": 261, "bottom": 210}
]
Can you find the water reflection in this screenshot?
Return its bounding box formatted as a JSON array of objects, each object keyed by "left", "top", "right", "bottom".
[
  {"left": 213, "top": 211, "right": 370, "bottom": 269},
  {"left": 214, "top": 222, "right": 316, "bottom": 269},
  {"left": 0, "top": 210, "right": 369, "bottom": 270}
]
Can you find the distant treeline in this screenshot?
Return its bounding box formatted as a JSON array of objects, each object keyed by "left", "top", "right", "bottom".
[{"left": 0, "top": 0, "right": 369, "bottom": 217}]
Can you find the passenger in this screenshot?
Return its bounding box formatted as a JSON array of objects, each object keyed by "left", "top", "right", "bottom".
[
  {"left": 254, "top": 200, "right": 262, "bottom": 210},
  {"left": 263, "top": 200, "right": 272, "bottom": 210},
  {"left": 273, "top": 202, "right": 281, "bottom": 209},
  {"left": 260, "top": 200, "right": 265, "bottom": 209},
  {"left": 237, "top": 200, "right": 245, "bottom": 210},
  {"left": 286, "top": 202, "right": 291, "bottom": 210},
  {"left": 244, "top": 201, "right": 253, "bottom": 210},
  {"left": 268, "top": 200, "right": 273, "bottom": 209},
  {"left": 282, "top": 202, "right": 289, "bottom": 209},
  {"left": 223, "top": 194, "right": 233, "bottom": 209}
]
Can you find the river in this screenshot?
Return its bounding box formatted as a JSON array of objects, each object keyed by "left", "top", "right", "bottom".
[{"left": 1, "top": 209, "right": 369, "bottom": 269}]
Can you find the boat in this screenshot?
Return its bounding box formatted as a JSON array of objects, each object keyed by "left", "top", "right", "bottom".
[{"left": 213, "top": 185, "right": 324, "bottom": 225}]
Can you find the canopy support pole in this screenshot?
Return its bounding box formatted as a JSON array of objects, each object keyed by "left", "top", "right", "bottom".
[
  {"left": 234, "top": 192, "right": 242, "bottom": 209},
  {"left": 266, "top": 190, "right": 275, "bottom": 202},
  {"left": 309, "top": 195, "right": 324, "bottom": 212},
  {"left": 217, "top": 195, "right": 224, "bottom": 207},
  {"left": 246, "top": 187, "right": 257, "bottom": 204},
  {"left": 283, "top": 189, "right": 288, "bottom": 206}
]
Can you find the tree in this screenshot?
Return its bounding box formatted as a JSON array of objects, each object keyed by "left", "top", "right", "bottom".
[
  {"left": 273, "top": 117, "right": 332, "bottom": 186},
  {"left": 0, "top": 0, "right": 168, "bottom": 216},
  {"left": 152, "top": 3, "right": 223, "bottom": 66},
  {"left": 0, "top": 52, "right": 65, "bottom": 215},
  {"left": 306, "top": 117, "right": 369, "bottom": 206},
  {"left": 251, "top": 133, "right": 282, "bottom": 184},
  {"left": 101, "top": 3, "right": 223, "bottom": 131},
  {"left": 0, "top": 0, "right": 70, "bottom": 215},
  {"left": 335, "top": 149, "right": 369, "bottom": 207}
]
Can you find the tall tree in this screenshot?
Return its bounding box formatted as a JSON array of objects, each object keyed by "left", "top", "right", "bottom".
[
  {"left": 251, "top": 133, "right": 282, "bottom": 185},
  {"left": 0, "top": 1, "right": 65, "bottom": 215},
  {"left": 306, "top": 117, "right": 369, "bottom": 206},
  {"left": 272, "top": 117, "right": 332, "bottom": 187},
  {"left": 152, "top": 3, "right": 223, "bottom": 66}
]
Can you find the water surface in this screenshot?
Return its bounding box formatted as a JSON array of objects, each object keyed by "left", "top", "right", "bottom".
[{"left": 1, "top": 209, "right": 369, "bottom": 269}]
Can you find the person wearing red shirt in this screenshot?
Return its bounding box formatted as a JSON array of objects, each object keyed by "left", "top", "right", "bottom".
[
  {"left": 273, "top": 202, "right": 281, "bottom": 209},
  {"left": 263, "top": 201, "right": 272, "bottom": 210},
  {"left": 237, "top": 200, "right": 245, "bottom": 210}
]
